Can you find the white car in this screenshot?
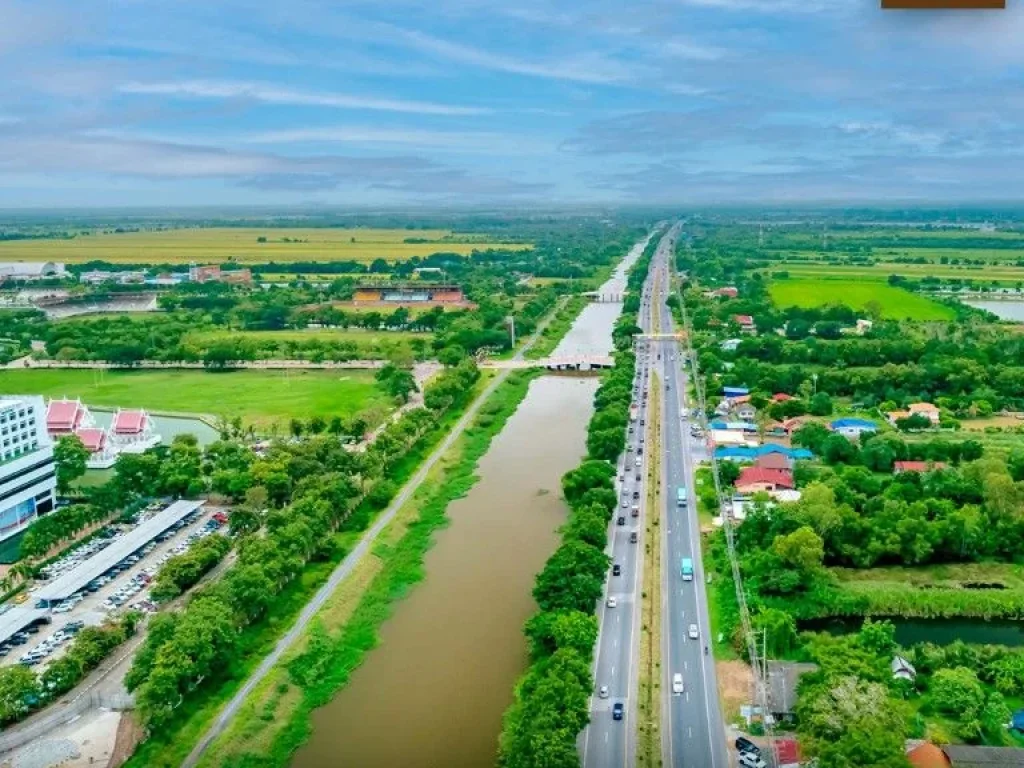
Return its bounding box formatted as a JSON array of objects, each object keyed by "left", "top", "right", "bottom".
[
  {"left": 688, "top": 624, "right": 699, "bottom": 640},
  {"left": 598, "top": 685, "right": 609, "bottom": 699},
  {"left": 607, "top": 596, "right": 617, "bottom": 608},
  {"left": 672, "top": 673, "right": 684, "bottom": 694}
]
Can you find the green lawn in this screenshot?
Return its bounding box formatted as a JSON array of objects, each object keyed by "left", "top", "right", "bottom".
[
  {"left": 0, "top": 369, "right": 392, "bottom": 429},
  {"left": 759, "top": 261, "right": 1024, "bottom": 284},
  {"left": 768, "top": 278, "right": 956, "bottom": 321},
  {"left": 185, "top": 328, "right": 429, "bottom": 345}
]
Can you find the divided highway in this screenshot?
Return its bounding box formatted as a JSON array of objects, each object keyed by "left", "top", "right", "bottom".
[
  {"left": 653, "top": 226, "right": 729, "bottom": 767},
  {"left": 580, "top": 231, "right": 665, "bottom": 768}
]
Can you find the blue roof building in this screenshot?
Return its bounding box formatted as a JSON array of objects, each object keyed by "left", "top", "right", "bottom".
[
  {"left": 715, "top": 445, "right": 813, "bottom": 462},
  {"left": 830, "top": 418, "right": 878, "bottom": 437},
  {"left": 723, "top": 386, "right": 750, "bottom": 397}
]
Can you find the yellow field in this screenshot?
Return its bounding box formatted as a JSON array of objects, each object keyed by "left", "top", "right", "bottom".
[{"left": 0, "top": 228, "right": 531, "bottom": 265}]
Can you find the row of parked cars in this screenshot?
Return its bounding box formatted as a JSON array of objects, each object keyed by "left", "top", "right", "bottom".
[{"left": 0, "top": 620, "right": 85, "bottom": 666}]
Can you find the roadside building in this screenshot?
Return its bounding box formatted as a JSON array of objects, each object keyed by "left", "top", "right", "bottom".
[
  {"left": 771, "top": 393, "right": 794, "bottom": 403},
  {"left": 736, "top": 403, "right": 757, "bottom": 421},
  {"left": 735, "top": 467, "right": 795, "bottom": 494},
  {"left": 907, "top": 743, "right": 951, "bottom": 768},
  {"left": 0, "top": 396, "right": 56, "bottom": 545},
  {"left": 733, "top": 314, "right": 756, "bottom": 334},
  {"left": 766, "top": 661, "right": 818, "bottom": 723},
  {"left": 723, "top": 386, "right": 750, "bottom": 398},
  {"left": 781, "top": 416, "right": 814, "bottom": 436},
  {"left": 829, "top": 417, "right": 878, "bottom": 439},
  {"left": 710, "top": 429, "right": 750, "bottom": 448},
  {"left": 908, "top": 402, "right": 941, "bottom": 424},
  {"left": 707, "top": 286, "right": 738, "bottom": 299},
  {"left": 856, "top": 318, "right": 874, "bottom": 335},
  {"left": 755, "top": 452, "right": 793, "bottom": 471},
  {"left": 886, "top": 409, "right": 911, "bottom": 426},
  {"left": 940, "top": 745, "right": 1024, "bottom": 768},
  {"left": 719, "top": 338, "right": 742, "bottom": 352},
  {"left": 894, "top": 460, "right": 947, "bottom": 474}
]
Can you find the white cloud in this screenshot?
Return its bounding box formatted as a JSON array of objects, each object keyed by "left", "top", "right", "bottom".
[
  {"left": 118, "top": 80, "right": 490, "bottom": 116},
  {"left": 242, "top": 126, "right": 553, "bottom": 154}
]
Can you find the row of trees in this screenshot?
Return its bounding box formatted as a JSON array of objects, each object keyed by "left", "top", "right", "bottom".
[
  {"left": 499, "top": 232, "right": 656, "bottom": 767},
  {"left": 150, "top": 534, "right": 232, "bottom": 603},
  {"left": 126, "top": 359, "right": 482, "bottom": 730}
]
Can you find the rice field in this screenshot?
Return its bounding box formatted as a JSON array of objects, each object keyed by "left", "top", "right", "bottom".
[
  {"left": 0, "top": 227, "right": 531, "bottom": 265},
  {"left": 768, "top": 278, "right": 957, "bottom": 321}
]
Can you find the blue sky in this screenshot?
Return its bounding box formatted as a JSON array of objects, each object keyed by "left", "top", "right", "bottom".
[{"left": 1, "top": 0, "right": 1022, "bottom": 207}]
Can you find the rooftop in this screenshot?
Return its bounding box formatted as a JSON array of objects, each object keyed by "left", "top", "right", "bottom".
[
  {"left": 736, "top": 466, "right": 795, "bottom": 489},
  {"left": 113, "top": 410, "right": 147, "bottom": 434},
  {"left": 36, "top": 500, "right": 204, "bottom": 603},
  {"left": 46, "top": 399, "right": 83, "bottom": 429},
  {"left": 830, "top": 417, "right": 877, "bottom": 429},
  {"left": 75, "top": 427, "right": 106, "bottom": 452}
]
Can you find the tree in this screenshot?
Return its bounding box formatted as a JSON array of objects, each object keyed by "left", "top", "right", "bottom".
[
  {"left": 931, "top": 666, "right": 986, "bottom": 735},
  {"left": 533, "top": 540, "right": 609, "bottom": 613},
  {"left": 561, "top": 460, "right": 614, "bottom": 506},
  {"left": 717, "top": 460, "right": 741, "bottom": 487},
  {"left": 0, "top": 665, "right": 42, "bottom": 724},
  {"left": 376, "top": 363, "right": 418, "bottom": 404},
  {"left": 822, "top": 433, "right": 857, "bottom": 465},
  {"left": 54, "top": 435, "right": 90, "bottom": 495},
  {"left": 772, "top": 525, "right": 824, "bottom": 573},
  {"left": 808, "top": 392, "right": 834, "bottom": 416}
]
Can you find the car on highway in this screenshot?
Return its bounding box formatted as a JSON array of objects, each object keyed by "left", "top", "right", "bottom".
[
  {"left": 606, "top": 596, "right": 617, "bottom": 608},
  {"left": 688, "top": 623, "right": 699, "bottom": 639},
  {"left": 635, "top": 473, "right": 641, "bottom": 481},
  {"left": 612, "top": 702, "right": 624, "bottom": 721},
  {"left": 672, "top": 673, "right": 684, "bottom": 694},
  {"left": 598, "top": 685, "right": 609, "bottom": 699},
  {"left": 629, "top": 532, "right": 638, "bottom": 543},
  {"left": 612, "top": 564, "right": 621, "bottom": 576},
  {"left": 621, "top": 499, "right": 629, "bottom": 508},
  {"left": 735, "top": 737, "right": 760, "bottom": 755},
  {"left": 617, "top": 516, "right": 625, "bottom": 526}
]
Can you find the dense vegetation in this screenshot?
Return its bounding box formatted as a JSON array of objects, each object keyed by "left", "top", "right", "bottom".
[{"left": 681, "top": 220, "right": 1024, "bottom": 762}]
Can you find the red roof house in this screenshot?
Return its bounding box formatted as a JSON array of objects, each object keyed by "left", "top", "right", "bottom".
[
  {"left": 113, "top": 409, "right": 148, "bottom": 435},
  {"left": 894, "top": 461, "right": 947, "bottom": 474},
  {"left": 713, "top": 286, "right": 739, "bottom": 298},
  {"left": 755, "top": 452, "right": 792, "bottom": 471},
  {"left": 74, "top": 428, "right": 107, "bottom": 453},
  {"left": 771, "top": 393, "right": 794, "bottom": 402},
  {"left": 736, "top": 466, "right": 795, "bottom": 492},
  {"left": 774, "top": 738, "right": 803, "bottom": 768},
  {"left": 907, "top": 743, "right": 951, "bottom": 768},
  {"left": 46, "top": 399, "right": 86, "bottom": 435},
  {"left": 733, "top": 314, "right": 754, "bottom": 326}
]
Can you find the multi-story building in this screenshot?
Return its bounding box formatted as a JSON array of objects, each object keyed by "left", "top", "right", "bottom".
[{"left": 0, "top": 396, "right": 56, "bottom": 544}]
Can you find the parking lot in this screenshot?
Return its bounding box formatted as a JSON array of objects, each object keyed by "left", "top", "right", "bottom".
[{"left": 0, "top": 502, "right": 227, "bottom": 670}]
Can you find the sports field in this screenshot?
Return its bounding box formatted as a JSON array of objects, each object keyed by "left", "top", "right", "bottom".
[
  {"left": 768, "top": 278, "right": 957, "bottom": 321},
  {"left": 0, "top": 227, "right": 531, "bottom": 265},
  {"left": 0, "top": 368, "right": 392, "bottom": 428}
]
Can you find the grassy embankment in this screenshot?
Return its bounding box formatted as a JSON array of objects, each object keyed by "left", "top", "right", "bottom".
[
  {"left": 768, "top": 278, "right": 957, "bottom": 321},
  {"left": 0, "top": 227, "right": 531, "bottom": 265},
  {"left": 122, "top": 369, "right": 501, "bottom": 768},
  {"left": 525, "top": 295, "right": 589, "bottom": 360},
  {"left": 758, "top": 261, "right": 1024, "bottom": 285},
  {"left": 191, "top": 370, "right": 540, "bottom": 768},
  {"left": 637, "top": 372, "right": 662, "bottom": 768},
  {"left": 0, "top": 368, "right": 391, "bottom": 430}
]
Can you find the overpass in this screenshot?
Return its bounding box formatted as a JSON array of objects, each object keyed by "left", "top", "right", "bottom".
[{"left": 584, "top": 290, "right": 626, "bottom": 303}]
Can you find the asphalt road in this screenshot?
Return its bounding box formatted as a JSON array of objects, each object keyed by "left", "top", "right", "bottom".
[
  {"left": 650, "top": 226, "right": 730, "bottom": 768},
  {"left": 580, "top": 231, "right": 666, "bottom": 768}
]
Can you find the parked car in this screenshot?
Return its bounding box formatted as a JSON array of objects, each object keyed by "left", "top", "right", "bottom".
[{"left": 735, "top": 736, "right": 760, "bottom": 755}]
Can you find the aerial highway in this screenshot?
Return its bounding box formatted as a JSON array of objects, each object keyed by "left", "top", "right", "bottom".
[
  {"left": 580, "top": 229, "right": 667, "bottom": 768},
  {"left": 652, "top": 225, "right": 730, "bottom": 767}
]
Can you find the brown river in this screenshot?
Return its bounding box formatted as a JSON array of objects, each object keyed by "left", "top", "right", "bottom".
[
  {"left": 292, "top": 235, "right": 649, "bottom": 768},
  {"left": 292, "top": 375, "right": 597, "bottom": 768}
]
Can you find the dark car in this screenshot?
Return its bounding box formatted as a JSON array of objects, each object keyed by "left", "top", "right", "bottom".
[
  {"left": 735, "top": 736, "right": 760, "bottom": 755},
  {"left": 635, "top": 473, "right": 641, "bottom": 481},
  {"left": 629, "top": 532, "right": 638, "bottom": 543},
  {"left": 612, "top": 702, "right": 624, "bottom": 721},
  {"left": 612, "top": 564, "right": 621, "bottom": 576},
  {"left": 617, "top": 516, "right": 625, "bottom": 526}
]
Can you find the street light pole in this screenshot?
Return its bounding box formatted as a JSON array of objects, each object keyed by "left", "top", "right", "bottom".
[{"left": 507, "top": 315, "right": 516, "bottom": 349}]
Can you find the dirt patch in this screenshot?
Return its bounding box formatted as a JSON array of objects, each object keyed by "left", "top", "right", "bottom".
[
  {"left": 106, "top": 713, "right": 144, "bottom": 768},
  {"left": 717, "top": 659, "right": 754, "bottom": 725}
]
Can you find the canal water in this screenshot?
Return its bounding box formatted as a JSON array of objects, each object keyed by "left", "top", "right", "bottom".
[
  {"left": 293, "top": 375, "right": 597, "bottom": 768},
  {"left": 293, "top": 238, "right": 647, "bottom": 767},
  {"left": 801, "top": 617, "right": 1024, "bottom": 648},
  {"left": 963, "top": 299, "right": 1024, "bottom": 322}
]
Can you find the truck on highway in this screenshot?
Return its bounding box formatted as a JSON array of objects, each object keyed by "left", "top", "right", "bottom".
[
  {"left": 629, "top": 403, "right": 639, "bottom": 422},
  {"left": 677, "top": 486, "right": 687, "bottom": 507},
  {"left": 681, "top": 557, "right": 694, "bottom": 581}
]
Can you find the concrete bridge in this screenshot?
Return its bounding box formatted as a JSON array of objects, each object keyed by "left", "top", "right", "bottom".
[
  {"left": 584, "top": 290, "right": 626, "bottom": 303},
  {"left": 482, "top": 355, "right": 615, "bottom": 371}
]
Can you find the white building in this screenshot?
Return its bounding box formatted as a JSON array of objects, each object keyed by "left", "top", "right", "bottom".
[
  {"left": 0, "top": 262, "right": 67, "bottom": 281},
  {"left": 0, "top": 396, "right": 56, "bottom": 544}
]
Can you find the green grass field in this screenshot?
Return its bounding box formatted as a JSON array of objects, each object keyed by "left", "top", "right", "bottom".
[
  {"left": 186, "top": 328, "right": 428, "bottom": 345},
  {"left": 768, "top": 278, "right": 957, "bottom": 321},
  {"left": 0, "top": 227, "right": 531, "bottom": 265},
  {"left": 0, "top": 369, "right": 392, "bottom": 428},
  {"left": 761, "top": 261, "right": 1024, "bottom": 284}
]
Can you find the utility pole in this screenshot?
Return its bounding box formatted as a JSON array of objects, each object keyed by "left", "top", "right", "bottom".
[{"left": 507, "top": 315, "right": 516, "bottom": 349}]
